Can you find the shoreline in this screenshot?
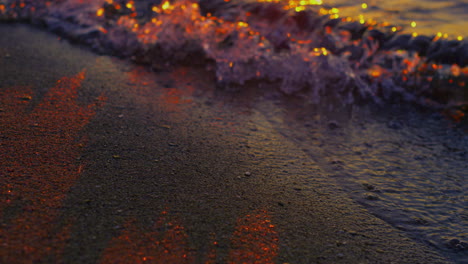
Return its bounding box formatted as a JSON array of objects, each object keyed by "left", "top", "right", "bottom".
[{"left": 0, "top": 23, "right": 457, "bottom": 263}]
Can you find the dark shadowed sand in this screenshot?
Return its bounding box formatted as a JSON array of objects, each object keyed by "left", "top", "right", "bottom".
[{"left": 0, "top": 24, "right": 455, "bottom": 263}]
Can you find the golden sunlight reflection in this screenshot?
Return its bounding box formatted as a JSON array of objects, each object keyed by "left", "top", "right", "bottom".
[
  {"left": 100, "top": 210, "right": 279, "bottom": 263},
  {"left": 100, "top": 211, "right": 194, "bottom": 264},
  {"left": 0, "top": 72, "right": 105, "bottom": 263},
  {"left": 257, "top": 0, "right": 322, "bottom": 11},
  {"left": 322, "top": 0, "right": 467, "bottom": 36},
  {"left": 96, "top": 7, "right": 104, "bottom": 17},
  {"left": 228, "top": 210, "right": 279, "bottom": 264}
]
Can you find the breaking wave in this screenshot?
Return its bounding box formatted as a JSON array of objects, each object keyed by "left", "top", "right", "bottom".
[{"left": 0, "top": 0, "right": 467, "bottom": 111}]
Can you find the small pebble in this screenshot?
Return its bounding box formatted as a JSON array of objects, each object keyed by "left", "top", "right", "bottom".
[
  {"left": 328, "top": 120, "right": 340, "bottom": 129},
  {"left": 365, "top": 193, "right": 379, "bottom": 200},
  {"left": 330, "top": 159, "right": 343, "bottom": 165},
  {"left": 362, "top": 183, "right": 376, "bottom": 191},
  {"left": 448, "top": 239, "right": 461, "bottom": 248},
  {"left": 244, "top": 171, "right": 251, "bottom": 176}
]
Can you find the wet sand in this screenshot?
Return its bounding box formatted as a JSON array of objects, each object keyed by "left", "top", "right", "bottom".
[{"left": 0, "top": 24, "right": 454, "bottom": 263}]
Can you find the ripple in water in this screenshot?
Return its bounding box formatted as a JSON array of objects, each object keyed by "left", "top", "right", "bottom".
[{"left": 323, "top": 0, "right": 468, "bottom": 36}]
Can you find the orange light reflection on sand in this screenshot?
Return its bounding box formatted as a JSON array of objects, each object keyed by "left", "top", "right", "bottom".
[
  {"left": 100, "top": 210, "right": 279, "bottom": 263},
  {"left": 0, "top": 71, "right": 105, "bottom": 263},
  {"left": 228, "top": 210, "right": 279, "bottom": 264},
  {"left": 100, "top": 211, "right": 195, "bottom": 264},
  {"left": 126, "top": 67, "right": 195, "bottom": 113}
]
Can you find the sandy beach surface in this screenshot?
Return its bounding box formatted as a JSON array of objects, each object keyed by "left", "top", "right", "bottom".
[{"left": 0, "top": 24, "right": 456, "bottom": 263}]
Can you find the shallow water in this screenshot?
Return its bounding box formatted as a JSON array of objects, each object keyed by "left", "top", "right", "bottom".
[
  {"left": 255, "top": 100, "right": 468, "bottom": 263},
  {"left": 324, "top": 0, "right": 468, "bottom": 37}
]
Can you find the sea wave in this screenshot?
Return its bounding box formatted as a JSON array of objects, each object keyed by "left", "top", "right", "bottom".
[{"left": 0, "top": 0, "right": 466, "bottom": 113}]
